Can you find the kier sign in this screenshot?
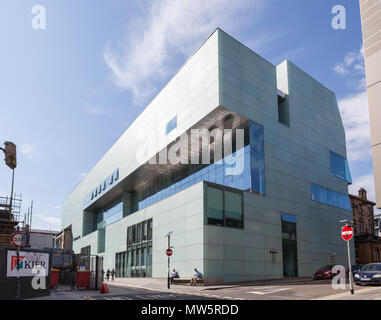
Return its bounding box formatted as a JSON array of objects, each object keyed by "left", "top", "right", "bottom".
[{"left": 341, "top": 225, "right": 354, "bottom": 241}]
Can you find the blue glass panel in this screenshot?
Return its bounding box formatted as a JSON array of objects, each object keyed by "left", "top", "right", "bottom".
[
  {"left": 311, "top": 184, "right": 328, "bottom": 203},
  {"left": 166, "top": 116, "right": 177, "bottom": 135},
  {"left": 249, "top": 121, "right": 265, "bottom": 195},
  {"left": 330, "top": 151, "right": 352, "bottom": 183},
  {"left": 281, "top": 213, "right": 296, "bottom": 223},
  {"left": 250, "top": 121, "right": 264, "bottom": 155}
]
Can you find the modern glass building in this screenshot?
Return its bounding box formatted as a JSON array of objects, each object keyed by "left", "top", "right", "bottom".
[{"left": 61, "top": 29, "right": 354, "bottom": 284}]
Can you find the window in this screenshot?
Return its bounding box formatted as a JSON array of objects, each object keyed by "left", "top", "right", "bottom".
[
  {"left": 205, "top": 184, "right": 244, "bottom": 229},
  {"left": 311, "top": 183, "right": 351, "bottom": 211},
  {"left": 122, "top": 218, "right": 153, "bottom": 278},
  {"left": 206, "top": 185, "right": 224, "bottom": 226},
  {"left": 250, "top": 121, "right": 266, "bottom": 195},
  {"left": 97, "top": 228, "right": 105, "bottom": 253},
  {"left": 330, "top": 151, "right": 352, "bottom": 183},
  {"left": 277, "top": 93, "right": 290, "bottom": 126},
  {"left": 225, "top": 191, "right": 243, "bottom": 228},
  {"left": 166, "top": 116, "right": 177, "bottom": 135},
  {"left": 281, "top": 213, "right": 298, "bottom": 277}
]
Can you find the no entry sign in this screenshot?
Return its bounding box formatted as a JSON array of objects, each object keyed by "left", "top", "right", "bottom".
[
  {"left": 341, "top": 225, "right": 353, "bottom": 241},
  {"left": 166, "top": 248, "right": 173, "bottom": 256}
]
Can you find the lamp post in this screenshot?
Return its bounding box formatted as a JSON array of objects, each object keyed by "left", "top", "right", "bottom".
[
  {"left": 165, "top": 231, "right": 173, "bottom": 289},
  {"left": 340, "top": 219, "right": 354, "bottom": 295}
]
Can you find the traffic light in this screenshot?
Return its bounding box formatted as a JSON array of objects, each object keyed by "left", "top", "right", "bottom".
[{"left": 4, "top": 141, "right": 17, "bottom": 169}]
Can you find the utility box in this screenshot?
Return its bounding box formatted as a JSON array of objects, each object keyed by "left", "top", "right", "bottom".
[{"left": 0, "top": 247, "right": 52, "bottom": 300}]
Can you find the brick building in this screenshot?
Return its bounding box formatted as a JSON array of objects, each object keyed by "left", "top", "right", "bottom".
[{"left": 349, "top": 188, "right": 381, "bottom": 264}]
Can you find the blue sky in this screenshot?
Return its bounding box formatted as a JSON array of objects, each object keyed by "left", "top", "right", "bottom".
[{"left": 0, "top": 0, "right": 377, "bottom": 230}]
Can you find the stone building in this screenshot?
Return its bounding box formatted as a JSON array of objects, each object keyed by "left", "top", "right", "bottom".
[{"left": 349, "top": 188, "right": 381, "bottom": 264}]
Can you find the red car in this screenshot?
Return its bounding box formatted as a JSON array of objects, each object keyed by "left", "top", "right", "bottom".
[{"left": 313, "top": 265, "right": 345, "bottom": 279}]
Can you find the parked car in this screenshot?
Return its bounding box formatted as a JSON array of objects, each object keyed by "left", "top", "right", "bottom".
[
  {"left": 314, "top": 265, "right": 344, "bottom": 279},
  {"left": 351, "top": 264, "right": 364, "bottom": 276},
  {"left": 354, "top": 263, "right": 381, "bottom": 285}
]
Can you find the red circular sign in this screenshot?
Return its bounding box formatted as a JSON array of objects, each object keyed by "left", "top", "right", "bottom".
[
  {"left": 11, "top": 232, "right": 23, "bottom": 247},
  {"left": 166, "top": 248, "right": 173, "bottom": 256},
  {"left": 341, "top": 225, "right": 353, "bottom": 241}
]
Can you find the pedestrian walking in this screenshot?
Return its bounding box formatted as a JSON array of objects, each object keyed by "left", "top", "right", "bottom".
[
  {"left": 102, "top": 269, "right": 105, "bottom": 280},
  {"left": 111, "top": 268, "right": 115, "bottom": 281},
  {"left": 106, "top": 268, "right": 110, "bottom": 281}
]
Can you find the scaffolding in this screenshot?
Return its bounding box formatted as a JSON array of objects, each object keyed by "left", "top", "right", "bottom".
[{"left": 0, "top": 194, "right": 22, "bottom": 247}]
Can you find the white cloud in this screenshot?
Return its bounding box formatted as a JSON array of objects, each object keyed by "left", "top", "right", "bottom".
[
  {"left": 338, "top": 91, "right": 371, "bottom": 163},
  {"left": 104, "top": 0, "right": 266, "bottom": 105},
  {"left": 333, "top": 47, "right": 365, "bottom": 90},
  {"left": 20, "top": 144, "right": 38, "bottom": 160}
]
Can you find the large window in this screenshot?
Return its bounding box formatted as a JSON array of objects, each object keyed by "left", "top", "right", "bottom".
[
  {"left": 205, "top": 184, "right": 243, "bottom": 229},
  {"left": 281, "top": 213, "right": 298, "bottom": 277},
  {"left": 206, "top": 186, "right": 224, "bottom": 226},
  {"left": 311, "top": 183, "right": 351, "bottom": 211},
  {"left": 166, "top": 116, "right": 177, "bottom": 135},
  {"left": 250, "top": 121, "right": 266, "bottom": 195},
  {"left": 330, "top": 151, "right": 352, "bottom": 184},
  {"left": 97, "top": 228, "right": 105, "bottom": 253},
  {"left": 118, "top": 218, "right": 153, "bottom": 278}
]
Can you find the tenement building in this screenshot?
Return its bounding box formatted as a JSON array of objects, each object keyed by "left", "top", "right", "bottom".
[
  {"left": 359, "top": 0, "right": 381, "bottom": 209},
  {"left": 61, "top": 29, "right": 354, "bottom": 284},
  {"left": 350, "top": 188, "right": 381, "bottom": 264}
]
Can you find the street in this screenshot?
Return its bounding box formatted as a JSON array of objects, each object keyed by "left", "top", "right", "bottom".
[{"left": 31, "top": 278, "right": 381, "bottom": 300}]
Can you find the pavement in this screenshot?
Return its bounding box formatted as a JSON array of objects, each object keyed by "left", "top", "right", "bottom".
[{"left": 29, "top": 277, "right": 381, "bottom": 300}]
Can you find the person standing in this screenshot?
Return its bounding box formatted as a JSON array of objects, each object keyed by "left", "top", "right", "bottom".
[
  {"left": 106, "top": 269, "right": 110, "bottom": 281},
  {"left": 102, "top": 269, "right": 105, "bottom": 281},
  {"left": 111, "top": 268, "right": 115, "bottom": 281}
]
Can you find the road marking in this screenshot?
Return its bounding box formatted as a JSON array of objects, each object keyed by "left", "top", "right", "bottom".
[{"left": 247, "top": 287, "right": 291, "bottom": 295}]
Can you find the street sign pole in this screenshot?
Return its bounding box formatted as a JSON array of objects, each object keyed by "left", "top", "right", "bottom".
[
  {"left": 341, "top": 223, "right": 354, "bottom": 295},
  {"left": 17, "top": 245, "right": 21, "bottom": 300},
  {"left": 347, "top": 239, "right": 354, "bottom": 294},
  {"left": 167, "top": 235, "right": 170, "bottom": 290}
]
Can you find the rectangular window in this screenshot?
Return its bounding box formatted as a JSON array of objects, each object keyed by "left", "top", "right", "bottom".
[
  {"left": 166, "top": 116, "right": 177, "bottom": 135},
  {"left": 277, "top": 94, "right": 290, "bottom": 127},
  {"left": 281, "top": 213, "right": 298, "bottom": 277},
  {"left": 225, "top": 191, "right": 243, "bottom": 228},
  {"left": 206, "top": 185, "right": 224, "bottom": 226},
  {"left": 311, "top": 183, "right": 351, "bottom": 211},
  {"left": 97, "top": 228, "right": 106, "bottom": 253},
  {"left": 205, "top": 184, "right": 243, "bottom": 229},
  {"left": 250, "top": 121, "right": 266, "bottom": 195},
  {"left": 330, "top": 151, "right": 352, "bottom": 183}
]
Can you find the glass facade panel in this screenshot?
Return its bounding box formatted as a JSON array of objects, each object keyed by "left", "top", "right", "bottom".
[
  {"left": 281, "top": 213, "right": 298, "bottom": 277},
  {"left": 311, "top": 184, "right": 351, "bottom": 211},
  {"left": 250, "top": 121, "right": 266, "bottom": 195},
  {"left": 97, "top": 227, "right": 105, "bottom": 253},
  {"left": 205, "top": 184, "right": 243, "bottom": 229},
  {"left": 119, "top": 218, "right": 153, "bottom": 278},
  {"left": 166, "top": 116, "right": 177, "bottom": 135},
  {"left": 206, "top": 186, "right": 224, "bottom": 226},
  {"left": 330, "top": 151, "right": 352, "bottom": 183}
]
